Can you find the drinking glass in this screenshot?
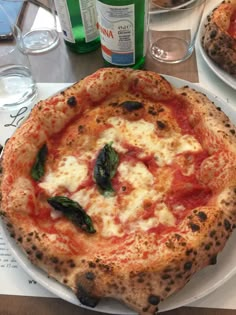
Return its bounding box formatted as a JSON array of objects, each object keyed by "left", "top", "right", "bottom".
[
  {"left": 149, "top": 0, "right": 206, "bottom": 63},
  {"left": 0, "top": 5, "right": 37, "bottom": 110},
  {"left": 1, "top": 0, "right": 59, "bottom": 54}
]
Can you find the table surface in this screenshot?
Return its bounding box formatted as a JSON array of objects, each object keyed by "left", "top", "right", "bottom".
[{"left": 1, "top": 1, "right": 236, "bottom": 315}]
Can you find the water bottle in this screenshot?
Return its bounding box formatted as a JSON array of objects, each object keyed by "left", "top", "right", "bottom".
[
  {"left": 55, "top": 0, "right": 100, "bottom": 53},
  {"left": 96, "top": 0, "right": 148, "bottom": 69}
]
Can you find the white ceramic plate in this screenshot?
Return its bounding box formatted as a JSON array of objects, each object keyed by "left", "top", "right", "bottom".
[
  {"left": 198, "top": 14, "right": 236, "bottom": 90},
  {"left": 149, "top": 0, "right": 196, "bottom": 14},
  {"left": 1, "top": 76, "right": 236, "bottom": 314}
]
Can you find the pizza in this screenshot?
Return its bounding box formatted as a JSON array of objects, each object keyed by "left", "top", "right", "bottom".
[
  {"left": 1, "top": 68, "right": 236, "bottom": 314},
  {"left": 201, "top": 0, "right": 236, "bottom": 75},
  {"left": 151, "top": 0, "right": 190, "bottom": 8}
]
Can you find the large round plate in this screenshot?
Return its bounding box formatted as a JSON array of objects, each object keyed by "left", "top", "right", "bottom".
[
  {"left": 149, "top": 0, "right": 196, "bottom": 14},
  {"left": 1, "top": 75, "right": 236, "bottom": 314},
  {"left": 198, "top": 11, "right": 236, "bottom": 90}
]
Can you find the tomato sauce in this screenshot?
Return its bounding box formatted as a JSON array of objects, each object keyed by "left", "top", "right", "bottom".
[
  {"left": 148, "top": 224, "right": 176, "bottom": 236},
  {"left": 165, "top": 168, "right": 212, "bottom": 223},
  {"left": 142, "top": 200, "right": 158, "bottom": 220},
  {"left": 34, "top": 218, "right": 57, "bottom": 234},
  {"left": 141, "top": 154, "right": 159, "bottom": 173},
  {"left": 164, "top": 98, "right": 194, "bottom": 136},
  {"left": 228, "top": 9, "right": 236, "bottom": 38}
]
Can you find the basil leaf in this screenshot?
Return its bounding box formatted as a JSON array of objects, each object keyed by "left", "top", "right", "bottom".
[
  {"left": 31, "top": 144, "right": 48, "bottom": 181},
  {"left": 47, "top": 196, "right": 96, "bottom": 234},
  {"left": 93, "top": 143, "right": 119, "bottom": 196}
]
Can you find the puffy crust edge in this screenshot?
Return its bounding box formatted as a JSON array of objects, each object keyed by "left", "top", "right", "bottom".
[
  {"left": 201, "top": 0, "right": 236, "bottom": 74},
  {"left": 176, "top": 86, "right": 236, "bottom": 154},
  {"left": 176, "top": 86, "right": 236, "bottom": 191}
]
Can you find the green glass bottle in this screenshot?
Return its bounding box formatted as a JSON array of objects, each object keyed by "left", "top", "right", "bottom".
[
  {"left": 96, "top": 0, "right": 148, "bottom": 69},
  {"left": 55, "top": 0, "right": 100, "bottom": 54}
]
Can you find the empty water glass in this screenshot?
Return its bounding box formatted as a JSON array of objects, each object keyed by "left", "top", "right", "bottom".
[
  {"left": 0, "top": 5, "right": 37, "bottom": 110},
  {"left": 1, "top": 0, "right": 59, "bottom": 54},
  {"left": 149, "top": 0, "right": 206, "bottom": 63}
]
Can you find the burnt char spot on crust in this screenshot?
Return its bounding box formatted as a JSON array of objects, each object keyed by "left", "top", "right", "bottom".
[
  {"left": 88, "top": 261, "right": 96, "bottom": 268},
  {"left": 185, "top": 249, "right": 193, "bottom": 256},
  {"left": 224, "top": 219, "right": 232, "bottom": 231},
  {"left": 161, "top": 274, "right": 171, "bottom": 280},
  {"left": 67, "top": 96, "right": 77, "bottom": 107},
  {"left": 35, "top": 251, "right": 43, "bottom": 260},
  {"left": 188, "top": 210, "right": 208, "bottom": 228},
  {"left": 10, "top": 232, "right": 15, "bottom": 238},
  {"left": 210, "top": 230, "right": 216, "bottom": 237},
  {"left": 157, "top": 120, "right": 166, "bottom": 130},
  {"left": 148, "top": 107, "right": 158, "bottom": 116},
  {"left": 17, "top": 236, "right": 23, "bottom": 243},
  {"left": 189, "top": 223, "right": 200, "bottom": 232},
  {"left": 120, "top": 101, "right": 144, "bottom": 112},
  {"left": 148, "top": 294, "right": 161, "bottom": 305},
  {"left": 76, "top": 272, "right": 100, "bottom": 308},
  {"left": 209, "top": 255, "right": 217, "bottom": 265},
  {"left": 184, "top": 261, "right": 192, "bottom": 271},
  {"left": 86, "top": 272, "right": 96, "bottom": 280},
  {"left": 76, "top": 283, "right": 100, "bottom": 308},
  {"left": 50, "top": 256, "right": 59, "bottom": 264},
  {"left": 197, "top": 211, "right": 208, "bottom": 222}
]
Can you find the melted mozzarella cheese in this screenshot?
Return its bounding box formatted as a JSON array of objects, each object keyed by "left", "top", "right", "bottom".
[
  {"left": 39, "top": 156, "right": 88, "bottom": 194},
  {"left": 157, "top": 204, "right": 176, "bottom": 226},
  {"left": 71, "top": 160, "right": 175, "bottom": 237},
  {"left": 98, "top": 117, "right": 202, "bottom": 166},
  {"left": 118, "top": 161, "right": 154, "bottom": 188},
  {"left": 96, "top": 128, "right": 127, "bottom": 154},
  {"left": 129, "top": 204, "right": 175, "bottom": 233},
  {"left": 117, "top": 161, "right": 157, "bottom": 223},
  {"left": 40, "top": 116, "right": 203, "bottom": 238}
]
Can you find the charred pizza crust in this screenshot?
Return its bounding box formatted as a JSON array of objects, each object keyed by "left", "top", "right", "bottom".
[
  {"left": 1, "top": 68, "right": 236, "bottom": 315},
  {"left": 202, "top": 0, "right": 236, "bottom": 75}
]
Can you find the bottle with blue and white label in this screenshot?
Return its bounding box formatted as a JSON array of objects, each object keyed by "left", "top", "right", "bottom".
[{"left": 96, "top": 0, "right": 148, "bottom": 69}]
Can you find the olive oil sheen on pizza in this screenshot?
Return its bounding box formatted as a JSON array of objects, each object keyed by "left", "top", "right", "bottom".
[{"left": 96, "top": 0, "right": 148, "bottom": 69}]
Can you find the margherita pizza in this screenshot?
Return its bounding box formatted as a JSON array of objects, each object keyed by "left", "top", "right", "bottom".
[
  {"left": 1, "top": 68, "right": 236, "bottom": 314},
  {"left": 202, "top": 0, "right": 236, "bottom": 75}
]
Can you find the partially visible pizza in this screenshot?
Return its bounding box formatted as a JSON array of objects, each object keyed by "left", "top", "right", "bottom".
[
  {"left": 202, "top": 0, "right": 236, "bottom": 75},
  {"left": 1, "top": 68, "right": 236, "bottom": 314},
  {"left": 151, "top": 0, "right": 190, "bottom": 8}
]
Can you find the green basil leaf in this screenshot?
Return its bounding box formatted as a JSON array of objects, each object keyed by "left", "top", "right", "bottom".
[
  {"left": 47, "top": 196, "right": 96, "bottom": 234},
  {"left": 31, "top": 144, "right": 48, "bottom": 181},
  {"left": 93, "top": 143, "right": 119, "bottom": 196}
]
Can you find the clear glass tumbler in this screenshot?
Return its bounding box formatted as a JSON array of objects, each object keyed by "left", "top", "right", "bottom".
[
  {"left": 149, "top": 0, "right": 206, "bottom": 63},
  {"left": 1, "top": 0, "right": 59, "bottom": 54},
  {"left": 0, "top": 5, "right": 37, "bottom": 110}
]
